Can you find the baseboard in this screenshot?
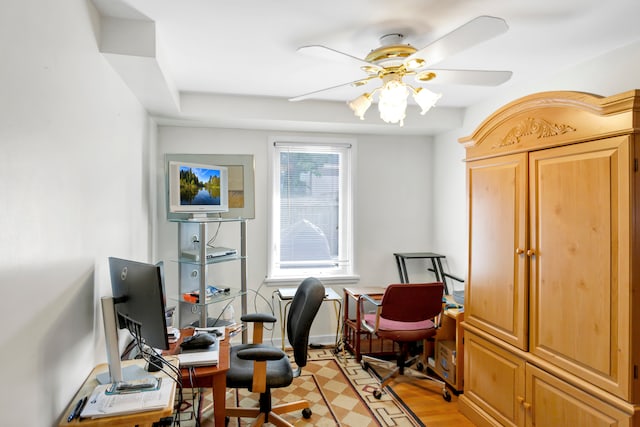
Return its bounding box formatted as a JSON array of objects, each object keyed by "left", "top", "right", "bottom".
[{"left": 458, "top": 395, "right": 502, "bottom": 427}]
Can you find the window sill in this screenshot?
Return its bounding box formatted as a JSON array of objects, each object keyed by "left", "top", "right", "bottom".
[{"left": 263, "top": 274, "right": 360, "bottom": 286}]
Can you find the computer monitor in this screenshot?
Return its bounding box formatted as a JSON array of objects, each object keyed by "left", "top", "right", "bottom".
[
  {"left": 109, "top": 257, "right": 169, "bottom": 349},
  {"left": 97, "top": 257, "right": 170, "bottom": 384}
]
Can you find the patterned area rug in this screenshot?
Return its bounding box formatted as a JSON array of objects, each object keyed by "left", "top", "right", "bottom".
[{"left": 177, "top": 348, "right": 424, "bottom": 426}]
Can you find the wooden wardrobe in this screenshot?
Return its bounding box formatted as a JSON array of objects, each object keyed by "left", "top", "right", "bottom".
[{"left": 458, "top": 90, "right": 640, "bottom": 426}]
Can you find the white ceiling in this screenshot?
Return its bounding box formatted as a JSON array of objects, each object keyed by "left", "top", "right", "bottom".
[{"left": 93, "top": 0, "right": 640, "bottom": 135}]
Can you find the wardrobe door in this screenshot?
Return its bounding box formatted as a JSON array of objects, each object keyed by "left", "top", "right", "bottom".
[
  {"left": 466, "top": 153, "right": 529, "bottom": 350},
  {"left": 528, "top": 136, "right": 632, "bottom": 400},
  {"left": 462, "top": 330, "right": 526, "bottom": 427},
  {"left": 526, "top": 364, "right": 631, "bottom": 427}
]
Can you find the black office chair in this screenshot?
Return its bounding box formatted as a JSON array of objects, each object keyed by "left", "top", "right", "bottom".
[
  {"left": 359, "top": 282, "right": 451, "bottom": 401},
  {"left": 225, "top": 277, "right": 325, "bottom": 426}
]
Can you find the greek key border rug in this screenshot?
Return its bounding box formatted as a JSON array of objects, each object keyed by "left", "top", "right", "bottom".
[{"left": 178, "top": 348, "right": 424, "bottom": 427}]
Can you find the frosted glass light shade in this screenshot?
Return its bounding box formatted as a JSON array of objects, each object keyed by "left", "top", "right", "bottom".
[
  {"left": 378, "top": 79, "right": 409, "bottom": 126},
  {"left": 413, "top": 87, "right": 442, "bottom": 115},
  {"left": 348, "top": 93, "right": 372, "bottom": 120}
]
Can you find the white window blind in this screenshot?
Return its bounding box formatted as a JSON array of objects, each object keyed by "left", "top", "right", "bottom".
[{"left": 267, "top": 139, "right": 355, "bottom": 282}]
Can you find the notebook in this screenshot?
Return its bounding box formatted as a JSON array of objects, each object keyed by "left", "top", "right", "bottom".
[
  {"left": 177, "top": 337, "right": 219, "bottom": 367},
  {"left": 80, "top": 378, "right": 173, "bottom": 419},
  {"left": 177, "top": 350, "right": 219, "bottom": 367}
]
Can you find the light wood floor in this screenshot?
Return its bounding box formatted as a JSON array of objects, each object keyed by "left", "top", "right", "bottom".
[{"left": 391, "top": 375, "right": 476, "bottom": 427}]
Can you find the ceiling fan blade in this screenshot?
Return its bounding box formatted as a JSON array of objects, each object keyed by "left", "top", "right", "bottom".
[
  {"left": 405, "top": 16, "right": 508, "bottom": 70},
  {"left": 419, "top": 69, "right": 513, "bottom": 86},
  {"left": 289, "top": 76, "right": 377, "bottom": 102},
  {"left": 297, "top": 45, "right": 383, "bottom": 74}
]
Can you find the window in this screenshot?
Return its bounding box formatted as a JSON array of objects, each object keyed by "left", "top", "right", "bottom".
[{"left": 267, "top": 138, "right": 355, "bottom": 282}]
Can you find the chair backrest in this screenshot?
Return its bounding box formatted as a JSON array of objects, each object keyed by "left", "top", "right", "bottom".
[
  {"left": 380, "top": 282, "right": 444, "bottom": 323},
  {"left": 287, "top": 277, "right": 325, "bottom": 370}
]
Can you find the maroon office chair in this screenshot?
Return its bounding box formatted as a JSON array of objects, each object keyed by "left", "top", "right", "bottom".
[{"left": 359, "top": 282, "right": 451, "bottom": 401}]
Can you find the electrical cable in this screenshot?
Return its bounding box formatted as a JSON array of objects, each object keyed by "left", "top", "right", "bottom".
[
  {"left": 205, "top": 219, "right": 222, "bottom": 248},
  {"left": 121, "top": 315, "right": 188, "bottom": 426}
]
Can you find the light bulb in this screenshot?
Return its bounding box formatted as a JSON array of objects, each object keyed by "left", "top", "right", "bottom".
[{"left": 378, "top": 79, "right": 409, "bottom": 126}]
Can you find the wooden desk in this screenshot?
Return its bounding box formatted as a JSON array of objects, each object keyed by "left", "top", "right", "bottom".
[
  {"left": 430, "top": 296, "right": 465, "bottom": 393},
  {"left": 168, "top": 328, "right": 230, "bottom": 427},
  {"left": 58, "top": 359, "right": 178, "bottom": 427},
  {"left": 342, "top": 286, "right": 390, "bottom": 361}
]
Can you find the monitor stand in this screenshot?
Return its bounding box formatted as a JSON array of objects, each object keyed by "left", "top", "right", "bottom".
[
  {"left": 96, "top": 296, "right": 155, "bottom": 385},
  {"left": 96, "top": 365, "right": 149, "bottom": 385}
]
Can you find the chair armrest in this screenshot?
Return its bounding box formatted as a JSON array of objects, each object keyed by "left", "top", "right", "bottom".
[
  {"left": 443, "top": 272, "right": 464, "bottom": 283},
  {"left": 241, "top": 313, "right": 277, "bottom": 323},
  {"left": 237, "top": 347, "right": 286, "bottom": 362},
  {"left": 359, "top": 293, "right": 382, "bottom": 334},
  {"left": 360, "top": 294, "right": 382, "bottom": 306}
]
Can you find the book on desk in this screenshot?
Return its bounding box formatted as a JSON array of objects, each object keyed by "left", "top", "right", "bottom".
[
  {"left": 80, "top": 377, "right": 173, "bottom": 419},
  {"left": 176, "top": 326, "right": 223, "bottom": 367}
]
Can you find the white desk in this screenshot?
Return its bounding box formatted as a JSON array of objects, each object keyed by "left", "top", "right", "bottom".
[{"left": 274, "top": 287, "right": 342, "bottom": 350}]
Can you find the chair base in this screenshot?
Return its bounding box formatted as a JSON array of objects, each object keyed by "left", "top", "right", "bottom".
[
  {"left": 361, "top": 354, "right": 451, "bottom": 402},
  {"left": 225, "top": 399, "right": 312, "bottom": 427}
]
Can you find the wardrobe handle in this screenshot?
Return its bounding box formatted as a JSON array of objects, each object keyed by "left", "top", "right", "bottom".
[
  {"left": 515, "top": 248, "right": 524, "bottom": 255},
  {"left": 526, "top": 249, "right": 535, "bottom": 256}
]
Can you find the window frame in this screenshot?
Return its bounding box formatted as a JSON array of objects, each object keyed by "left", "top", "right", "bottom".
[{"left": 266, "top": 136, "right": 358, "bottom": 284}]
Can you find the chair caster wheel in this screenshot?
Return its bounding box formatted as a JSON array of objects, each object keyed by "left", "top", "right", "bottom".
[
  {"left": 302, "top": 408, "right": 312, "bottom": 419},
  {"left": 416, "top": 362, "right": 424, "bottom": 372},
  {"left": 361, "top": 361, "right": 369, "bottom": 370},
  {"left": 443, "top": 388, "right": 452, "bottom": 402},
  {"left": 373, "top": 389, "right": 383, "bottom": 399}
]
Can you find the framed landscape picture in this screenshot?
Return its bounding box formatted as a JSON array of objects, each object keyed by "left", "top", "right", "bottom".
[{"left": 165, "top": 153, "right": 255, "bottom": 219}]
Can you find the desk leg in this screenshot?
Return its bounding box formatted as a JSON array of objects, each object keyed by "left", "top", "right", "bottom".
[
  {"left": 332, "top": 300, "right": 343, "bottom": 351},
  {"left": 395, "top": 255, "right": 408, "bottom": 283},
  {"left": 433, "top": 258, "right": 449, "bottom": 294},
  {"left": 274, "top": 291, "right": 292, "bottom": 351},
  {"left": 212, "top": 373, "right": 226, "bottom": 427},
  {"left": 355, "top": 296, "right": 362, "bottom": 361}
]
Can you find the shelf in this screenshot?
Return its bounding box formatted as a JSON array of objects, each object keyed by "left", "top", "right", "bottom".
[
  {"left": 176, "top": 254, "right": 245, "bottom": 265},
  {"left": 169, "top": 216, "right": 248, "bottom": 224},
  {"left": 169, "top": 288, "right": 245, "bottom": 306},
  {"left": 174, "top": 218, "right": 249, "bottom": 343}
]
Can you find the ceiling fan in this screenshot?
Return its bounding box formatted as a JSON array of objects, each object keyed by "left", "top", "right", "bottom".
[{"left": 290, "top": 16, "right": 512, "bottom": 126}]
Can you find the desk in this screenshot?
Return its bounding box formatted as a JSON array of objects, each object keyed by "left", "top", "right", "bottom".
[
  {"left": 342, "top": 286, "right": 393, "bottom": 361},
  {"left": 274, "top": 287, "right": 342, "bottom": 350},
  {"left": 167, "top": 328, "right": 230, "bottom": 427},
  {"left": 58, "top": 359, "right": 177, "bottom": 427},
  {"left": 393, "top": 252, "right": 449, "bottom": 294},
  {"left": 430, "top": 296, "right": 465, "bottom": 393}
]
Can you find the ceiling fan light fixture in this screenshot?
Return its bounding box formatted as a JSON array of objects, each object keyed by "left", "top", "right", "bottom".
[
  {"left": 348, "top": 93, "right": 372, "bottom": 120},
  {"left": 378, "top": 77, "right": 409, "bottom": 126},
  {"left": 413, "top": 87, "right": 442, "bottom": 115},
  {"left": 405, "top": 58, "right": 425, "bottom": 69}
]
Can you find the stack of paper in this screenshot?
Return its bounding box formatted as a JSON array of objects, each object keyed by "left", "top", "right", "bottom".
[{"left": 80, "top": 377, "right": 173, "bottom": 419}]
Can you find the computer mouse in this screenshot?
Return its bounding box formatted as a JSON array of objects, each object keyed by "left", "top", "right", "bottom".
[{"left": 180, "top": 333, "right": 216, "bottom": 350}]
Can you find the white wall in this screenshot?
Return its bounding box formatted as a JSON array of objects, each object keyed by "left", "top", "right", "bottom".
[
  {"left": 432, "top": 39, "right": 640, "bottom": 282},
  {"left": 0, "top": 1, "right": 153, "bottom": 425},
  {"left": 155, "top": 127, "right": 437, "bottom": 344}
]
